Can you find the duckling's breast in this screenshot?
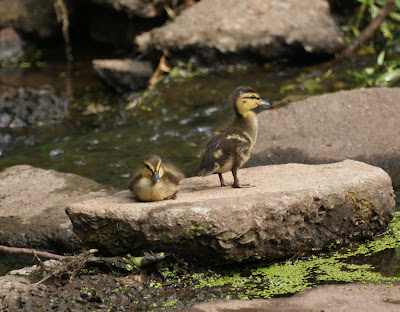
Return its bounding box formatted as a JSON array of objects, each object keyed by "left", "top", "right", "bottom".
[
  {"left": 238, "top": 112, "right": 258, "bottom": 145},
  {"left": 134, "top": 177, "right": 179, "bottom": 202}
]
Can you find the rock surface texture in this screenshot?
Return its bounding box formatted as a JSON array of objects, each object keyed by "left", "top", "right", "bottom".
[
  {"left": 0, "top": 165, "right": 109, "bottom": 251},
  {"left": 249, "top": 87, "right": 400, "bottom": 196},
  {"left": 176, "top": 283, "right": 400, "bottom": 312},
  {"left": 137, "top": 0, "right": 346, "bottom": 64},
  {"left": 67, "top": 160, "right": 395, "bottom": 262},
  {"left": 0, "top": 27, "right": 24, "bottom": 61}
]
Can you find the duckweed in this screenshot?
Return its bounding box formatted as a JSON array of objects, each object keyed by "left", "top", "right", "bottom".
[
  {"left": 161, "top": 213, "right": 400, "bottom": 300},
  {"left": 163, "top": 299, "right": 179, "bottom": 307},
  {"left": 44, "top": 214, "right": 399, "bottom": 311}
]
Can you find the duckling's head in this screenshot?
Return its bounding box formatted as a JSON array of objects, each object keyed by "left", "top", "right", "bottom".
[
  {"left": 142, "top": 154, "right": 164, "bottom": 183},
  {"left": 232, "top": 86, "right": 271, "bottom": 117}
]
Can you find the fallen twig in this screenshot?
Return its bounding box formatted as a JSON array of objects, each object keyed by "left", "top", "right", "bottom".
[{"left": 0, "top": 245, "right": 66, "bottom": 261}]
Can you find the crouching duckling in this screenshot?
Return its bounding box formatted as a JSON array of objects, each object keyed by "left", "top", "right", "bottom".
[
  {"left": 198, "top": 86, "right": 271, "bottom": 188},
  {"left": 129, "top": 154, "right": 184, "bottom": 201}
]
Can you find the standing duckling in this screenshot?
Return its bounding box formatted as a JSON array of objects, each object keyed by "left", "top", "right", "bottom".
[
  {"left": 198, "top": 86, "right": 271, "bottom": 188},
  {"left": 129, "top": 154, "right": 184, "bottom": 201}
]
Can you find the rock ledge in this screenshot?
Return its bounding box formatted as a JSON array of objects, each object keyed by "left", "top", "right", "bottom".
[{"left": 67, "top": 160, "right": 395, "bottom": 262}]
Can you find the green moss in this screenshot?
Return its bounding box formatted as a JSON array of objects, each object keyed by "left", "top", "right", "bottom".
[
  {"left": 149, "top": 281, "right": 163, "bottom": 289},
  {"left": 163, "top": 299, "right": 179, "bottom": 307},
  {"left": 187, "top": 214, "right": 400, "bottom": 299},
  {"left": 110, "top": 214, "right": 400, "bottom": 308},
  {"left": 187, "top": 224, "right": 208, "bottom": 237}
]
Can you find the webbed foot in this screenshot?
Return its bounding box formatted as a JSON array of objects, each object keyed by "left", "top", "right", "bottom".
[{"left": 231, "top": 168, "right": 254, "bottom": 188}]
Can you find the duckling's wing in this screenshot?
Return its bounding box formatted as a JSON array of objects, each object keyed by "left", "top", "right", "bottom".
[
  {"left": 163, "top": 163, "right": 185, "bottom": 184},
  {"left": 198, "top": 134, "right": 225, "bottom": 176},
  {"left": 164, "top": 171, "right": 185, "bottom": 185}
]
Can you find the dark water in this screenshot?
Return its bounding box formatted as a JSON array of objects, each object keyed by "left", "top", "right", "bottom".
[{"left": 0, "top": 44, "right": 375, "bottom": 189}]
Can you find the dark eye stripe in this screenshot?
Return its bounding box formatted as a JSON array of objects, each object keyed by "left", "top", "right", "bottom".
[
  {"left": 144, "top": 164, "right": 152, "bottom": 171},
  {"left": 244, "top": 95, "right": 259, "bottom": 100}
]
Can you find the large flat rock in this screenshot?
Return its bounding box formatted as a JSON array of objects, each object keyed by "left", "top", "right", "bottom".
[
  {"left": 137, "top": 0, "right": 345, "bottom": 65},
  {"left": 0, "top": 165, "right": 110, "bottom": 252},
  {"left": 248, "top": 87, "right": 400, "bottom": 202},
  {"left": 66, "top": 160, "right": 395, "bottom": 262}
]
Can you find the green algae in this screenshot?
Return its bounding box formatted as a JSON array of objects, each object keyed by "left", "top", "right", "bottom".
[
  {"left": 46, "top": 213, "right": 400, "bottom": 312},
  {"left": 163, "top": 299, "right": 180, "bottom": 307},
  {"left": 187, "top": 224, "right": 208, "bottom": 237},
  {"left": 160, "top": 212, "right": 400, "bottom": 300}
]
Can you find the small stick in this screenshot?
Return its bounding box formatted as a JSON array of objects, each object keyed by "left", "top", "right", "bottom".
[{"left": 0, "top": 245, "right": 66, "bottom": 261}]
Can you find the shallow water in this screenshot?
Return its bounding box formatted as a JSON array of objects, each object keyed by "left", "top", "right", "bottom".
[{"left": 0, "top": 45, "right": 379, "bottom": 189}]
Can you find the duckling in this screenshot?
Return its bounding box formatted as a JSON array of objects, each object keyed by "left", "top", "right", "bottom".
[
  {"left": 129, "top": 154, "right": 184, "bottom": 201},
  {"left": 197, "top": 86, "right": 271, "bottom": 188}
]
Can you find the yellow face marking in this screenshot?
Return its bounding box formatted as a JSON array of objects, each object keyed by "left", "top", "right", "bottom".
[
  {"left": 158, "top": 166, "right": 164, "bottom": 178},
  {"left": 236, "top": 92, "right": 261, "bottom": 117},
  {"left": 155, "top": 160, "right": 161, "bottom": 172},
  {"left": 143, "top": 160, "right": 155, "bottom": 172},
  {"left": 226, "top": 134, "right": 248, "bottom": 143},
  {"left": 213, "top": 149, "right": 223, "bottom": 158},
  {"left": 142, "top": 158, "right": 163, "bottom": 178}
]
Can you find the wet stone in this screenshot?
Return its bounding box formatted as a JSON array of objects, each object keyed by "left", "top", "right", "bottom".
[
  {"left": 66, "top": 160, "right": 395, "bottom": 263},
  {"left": 92, "top": 59, "right": 154, "bottom": 93},
  {"left": 0, "top": 85, "right": 67, "bottom": 128}
]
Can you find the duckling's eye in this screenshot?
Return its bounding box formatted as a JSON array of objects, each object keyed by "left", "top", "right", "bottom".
[{"left": 144, "top": 164, "right": 152, "bottom": 172}]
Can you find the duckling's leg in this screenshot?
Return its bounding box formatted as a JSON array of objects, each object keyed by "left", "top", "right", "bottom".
[
  {"left": 231, "top": 168, "right": 254, "bottom": 188},
  {"left": 218, "top": 173, "right": 232, "bottom": 187},
  {"left": 164, "top": 192, "right": 178, "bottom": 200}
]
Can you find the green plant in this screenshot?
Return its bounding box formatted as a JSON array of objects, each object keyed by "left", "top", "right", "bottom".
[
  {"left": 342, "top": 0, "right": 400, "bottom": 87},
  {"left": 345, "top": 0, "right": 400, "bottom": 41},
  {"left": 353, "top": 52, "right": 400, "bottom": 86}
]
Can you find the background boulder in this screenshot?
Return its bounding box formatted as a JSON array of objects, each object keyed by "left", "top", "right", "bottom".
[{"left": 136, "top": 0, "right": 346, "bottom": 65}]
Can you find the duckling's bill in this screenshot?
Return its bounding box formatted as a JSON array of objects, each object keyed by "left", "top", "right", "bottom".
[
  {"left": 152, "top": 171, "right": 161, "bottom": 183},
  {"left": 257, "top": 98, "right": 271, "bottom": 107}
]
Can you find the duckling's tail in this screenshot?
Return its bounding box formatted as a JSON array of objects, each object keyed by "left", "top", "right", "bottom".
[
  {"left": 197, "top": 168, "right": 208, "bottom": 177},
  {"left": 198, "top": 156, "right": 219, "bottom": 176},
  {"left": 197, "top": 166, "right": 216, "bottom": 177}
]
